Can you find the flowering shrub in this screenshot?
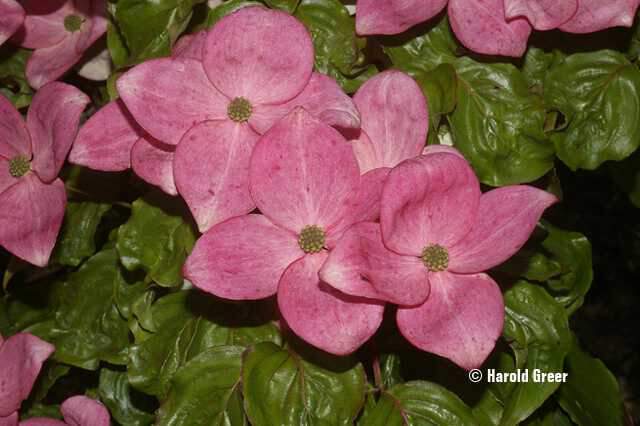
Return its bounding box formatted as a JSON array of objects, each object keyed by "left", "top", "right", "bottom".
[{"left": 0, "top": 0, "right": 637, "bottom": 425}]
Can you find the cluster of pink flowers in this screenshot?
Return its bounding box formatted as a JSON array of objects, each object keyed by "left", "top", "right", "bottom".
[
  {"left": 0, "top": 2, "right": 559, "bottom": 373},
  {"left": 0, "top": 332, "right": 110, "bottom": 426},
  {"left": 356, "top": 0, "right": 640, "bottom": 56}
]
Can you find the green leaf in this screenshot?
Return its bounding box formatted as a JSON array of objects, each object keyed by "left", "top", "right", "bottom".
[
  {"left": 99, "top": 368, "right": 155, "bottom": 426},
  {"left": 202, "top": 0, "right": 262, "bottom": 28},
  {"left": 24, "top": 249, "right": 132, "bottom": 369},
  {"left": 415, "top": 63, "right": 458, "bottom": 128},
  {"left": 243, "top": 342, "right": 366, "bottom": 426},
  {"left": 380, "top": 353, "right": 404, "bottom": 390},
  {"left": 0, "top": 45, "right": 33, "bottom": 108},
  {"left": 264, "top": 0, "right": 300, "bottom": 13},
  {"left": 128, "top": 291, "right": 281, "bottom": 398},
  {"left": 360, "top": 381, "right": 478, "bottom": 426},
  {"left": 112, "top": 0, "right": 202, "bottom": 67},
  {"left": 51, "top": 202, "right": 111, "bottom": 267},
  {"left": 116, "top": 193, "right": 196, "bottom": 287},
  {"left": 499, "top": 282, "right": 571, "bottom": 426},
  {"left": 295, "top": 0, "right": 376, "bottom": 93},
  {"left": 556, "top": 339, "right": 625, "bottom": 426},
  {"left": 544, "top": 50, "right": 640, "bottom": 170},
  {"left": 157, "top": 346, "right": 246, "bottom": 426},
  {"left": 521, "top": 48, "right": 565, "bottom": 95},
  {"left": 449, "top": 58, "right": 555, "bottom": 186}
]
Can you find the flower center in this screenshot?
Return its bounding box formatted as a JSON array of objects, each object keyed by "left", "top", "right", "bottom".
[
  {"left": 227, "top": 97, "right": 252, "bottom": 122},
  {"left": 421, "top": 244, "right": 448, "bottom": 272},
  {"left": 64, "top": 14, "right": 84, "bottom": 32},
  {"left": 8, "top": 155, "right": 30, "bottom": 178},
  {"left": 298, "top": 225, "right": 325, "bottom": 254}
]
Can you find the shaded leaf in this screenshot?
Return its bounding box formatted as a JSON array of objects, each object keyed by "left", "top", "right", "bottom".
[{"left": 99, "top": 368, "right": 155, "bottom": 426}]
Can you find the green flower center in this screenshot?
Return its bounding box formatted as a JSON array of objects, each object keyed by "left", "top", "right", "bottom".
[
  {"left": 298, "top": 225, "right": 325, "bottom": 254},
  {"left": 64, "top": 14, "right": 84, "bottom": 32},
  {"left": 227, "top": 97, "right": 252, "bottom": 122},
  {"left": 421, "top": 244, "right": 448, "bottom": 272},
  {"left": 9, "top": 155, "right": 30, "bottom": 178}
]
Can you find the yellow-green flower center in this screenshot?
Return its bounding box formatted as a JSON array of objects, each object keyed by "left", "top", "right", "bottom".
[
  {"left": 298, "top": 225, "right": 325, "bottom": 254},
  {"left": 64, "top": 14, "right": 84, "bottom": 32},
  {"left": 227, "top": 97, "right": 252, "bottom": 122},
  {"left": 9, "top": 155, "right": 30, "bottom": 178},
  {"left": 421, "top": 244, "right": 448, "bottom": 272}
]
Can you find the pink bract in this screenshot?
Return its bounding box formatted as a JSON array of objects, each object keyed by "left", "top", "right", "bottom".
[
  {"left": 184, "top": 108, "right": 385, "bottom": 355},
  {"left": 559, "top": 0, "right": 640, "bottom": 33},
  {"left": 19, "top": 395, "right": 110, "bottom": 426},
  {"left": 320, "top": 148, "right": 557, "bottom": 369},
  {"left": 13, "top": 0, "right": 107, "bottom": 89},
  {"left": 0, "top": 0, "right": 24, "bottom": 47},
  {"left": 0, "top": 333, "right": 55, "bottom": 420},
  {"left": 0, "top": 83, "right": 89, "bottom": 267},
  {"left": 504, "top": 0, "right": 578, "bottom": 31}
]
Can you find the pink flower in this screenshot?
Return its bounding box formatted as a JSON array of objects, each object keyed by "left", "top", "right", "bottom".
[
  {"left": 320, "top": 148, "right": 557, "bottom": 369},
  {"left": 356, "top": 0, "right": 640, "bottom": 57},
  {"left": 0, "top": 0, "right": 24, "bottom": 47},
  {"left": 70, "top": 6, "right": 360, "bottom": 233},
  {"left": 18, "top": 396, "right": 110, "bottom": 426},
  {"left": 0, "top": 82, "right": 89, "bottom": 267},
  {"left": 349, "top": 70, "right": 429, "bottom": 219},
  {"left": 13, "top": 0, "right": 107, "bottom": 89},
  {"left": 184, "top": 108, "right": 385, "bottom": 355},
  {"left": 0, "top": 332, "right": 54, "bottom": 423}
]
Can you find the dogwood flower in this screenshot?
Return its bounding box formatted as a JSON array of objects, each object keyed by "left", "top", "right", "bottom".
[
  {"left": 356, "top": 0, "right": 640, "bottom": 56},
  {"left": 71, "top": 7, "right": 360, "bottom": 232},
  {"left": 184, "top": 108, "right": 385, "bottom": 355},
  {"left": 0, "top": 333, "right": 54, "bottom": 424},
  {"left": 349, "top": 70, "right": 429, "bottom": 219},
  {"left": 320, "top": 149, "right": 557, "bottom": 369},
  {"left": 0, "top": 83, "right": 88, "bottom": 267},
  {"left": 18, "top": 396, "right": 110, "bottom": 426},
  {"left": 0, "top": 0, "right": 24, "bottom": 47},
  {"left": 12, "top": 0, "right": 107, "bottom": 89}
]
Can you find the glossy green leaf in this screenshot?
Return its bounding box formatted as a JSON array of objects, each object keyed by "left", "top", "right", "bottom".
[
  {"left": 499, "top": 282, "right": 571, "bottom": 426},
  {"left": 51, "top": 202, "right": 111, "bottom": 267},
  {"left": 360, "top": 381, "right": 478, "bottom": 426},
  {"left": 243, "top": 342, "right": 366, "bottom": 426},
  {"left": 99, "top": 368, "right": 155, "bottom": 426},
  {"left": 544, "top": 50, "right": 640, "bottom": 170},
  {"left": 0, "top": 45, "right": 33, "bottom": 108},
  {"left": 264, "top": 0, "right": 300, "bottom": 13},
  {"left": 380, "top": 353, "right": 404, "bottom": 390},
  {"left": 415, "top": 63, "right": 458, "bottom": 128},
  {"left": 202, "top": 0, "right": 262, "bottom": 28},
  {"left": 556, "top": 339, "right": 625, "bottom": 426},
  {"left": 128, "top": 291, "right": 281, "bottom": 398},
  {"left": 295, "top": 0, "right": 376, "bottom": 93},
  {"left": 116, "top": 194, "right": 196, "bottom": 287},
  {"left": 521, "top": 48, "right": 565, "bottom": 95},
  {"left": 157, "top": 346, "right": 246, "bottom": 426},
  {"left": 449, "top": 58, "right": 555, "bottom": 186}
]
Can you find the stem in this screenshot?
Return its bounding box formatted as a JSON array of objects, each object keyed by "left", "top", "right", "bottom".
[{"left": 371, "top": 340, "right": 383, "bottom": 391}]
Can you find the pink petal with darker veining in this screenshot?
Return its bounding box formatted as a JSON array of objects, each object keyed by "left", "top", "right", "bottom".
[
  {"left": 0, "top": 333, "right": 55, "bottom": 417},
  {"left": 69, "top": 100, "right": 142, "bottom": 171},
  {"left": 356, "top": 0, "right": 448, "bottom": 35},
  {"left": 131, "top": 137, "right": 177, "bottom": 196},
  {"left": 380, "top": 153, "right": 480, "bottom": 256},
  {"left": 13, "top": 0, "right": 70, "bottom": 49},
  {"left": 278, "top": 252, "right": 385, "bottom": 355},
  {"left": 18, "top": 419, "right": 65, "bottom": 426},
  {"left": 0, "top": 412, "right": 18, "bottom": 426},
  {"left": 0, "top": 94, "right": 31, "bottom": 159},
  {"left": 321, "top": 222, "right": 430, "bottom": 306},
  {"left": 75, "top": 0, "right": 108, "bottom": 53},
  {"left": 0, "top": 0, "right": 24, "bottom": 47},
  {"left": 174, "top": 121, "right": 258, "bottom": 231},
  {"left": 203, "top": 6, "right": 314, "bottom": 105},
  {"left": 504, "top": 0, "right": 578, "bottom": 30},
  {"left": 448, "top": 185, "right": 557, "bottom": 273},
  {"left": 60, "top": 396, "right": 110, "bottom": 426},
  {"left": 184, "top": 214, "right": 303, "bottom": 300},
  {"left": 250, "top": 108, "right": 360, "bottom": 237},
  {"left": 0, "top": 175, "right": 66, "bottom": 267},
  {"left": 117, "top": 58, "right": 228, "bottom": 145},
  {"left": 249, "top": 73, "right": 360, "bottom": 134},
  {"left": 27, "top": 82, "right": 89, "bottom": 183},
  {"left": 559, "top": 0, "right": 640, "bottom": 33},
  {"left": 448, "top": 0, "right": 532, "bottom": 57},
  {"left": 173, "top": 30, "right": 206, "bottom": 61},
  {"left": 25, "top": 38, "right": 84, "bottom": 89},
  {"left": 352, "top": 70, "right": 428, "bottom": 173},
  {"left": 397, "top": 271, "right": 504, "bottom": 370}
]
